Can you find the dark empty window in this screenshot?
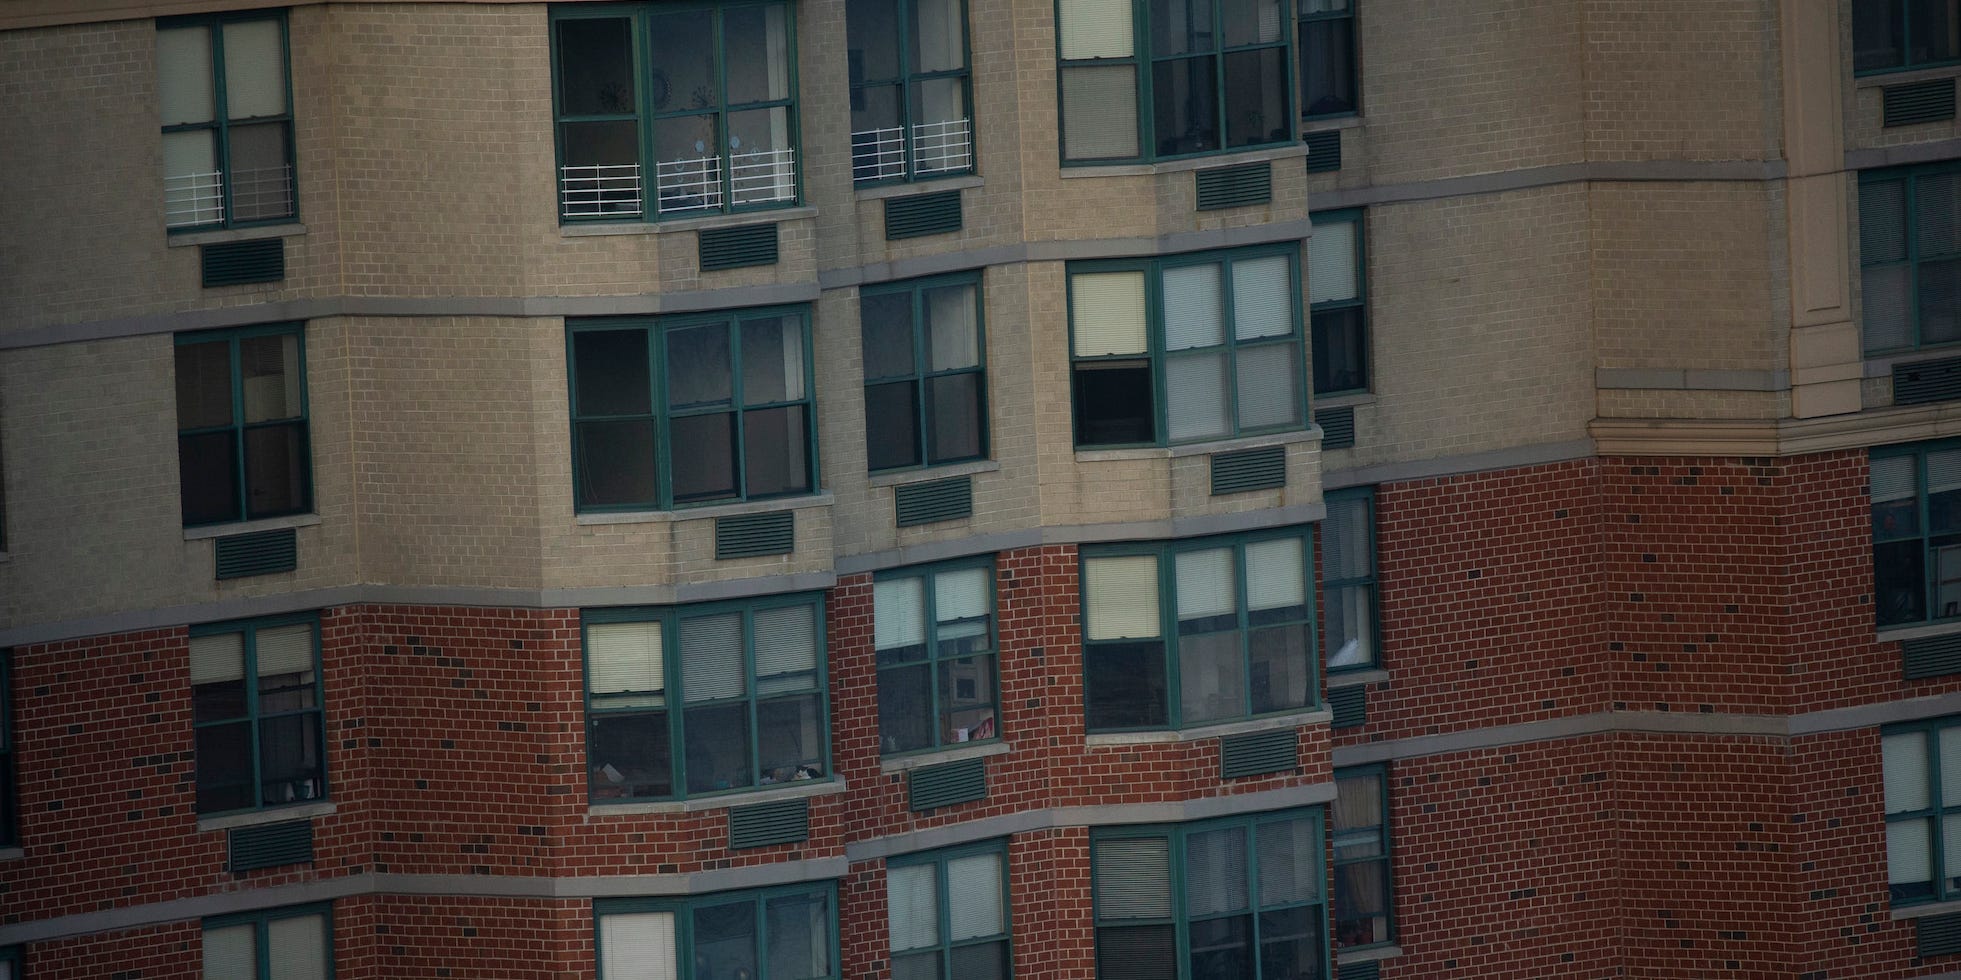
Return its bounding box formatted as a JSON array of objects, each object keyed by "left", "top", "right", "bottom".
[
  {"left": 175, "top": 324, "right": 311, "bottom": 527},
  {"left": 1298, "top": 0, "right": 1357, "bottom": 118},
  {"left": 1309, "top": 209, "right": 1368, "bottom": 395},
  {"left": 191, "top": 615, "right": 324, "bottom": 815},
  {"left": 861, "top": 274, "right": 987, "bottom": 472},
  {"left": 1856, "top": 0, "right": 1961, "bottom": 74}
]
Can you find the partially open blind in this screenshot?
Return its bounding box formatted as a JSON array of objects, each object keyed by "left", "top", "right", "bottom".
[
  {"left": 1071, "top": 272, "right": 1148, "bottom": 356},
  {"left": 1084, "top": 555, "right": 1161, "bottom": 640},
  {"left": 589, "top": 622, "right": 664, "bottom": 697},
  {"left": 255, "top": 623, "right": 313, "bottom": 677},
  {"left": 191, "top": 632, "right": 245, "bottom": 685}
]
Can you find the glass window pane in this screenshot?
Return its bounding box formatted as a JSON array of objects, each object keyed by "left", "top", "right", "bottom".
[
  {"left": 1163, "top": 263, "right": 1225, "bottom": 351},
  {"left": 229, "top": 121, "right": 295, "bottom": 222},
  {"left": 767, "top": 892, "right": 832, "bottom": 980},
  {"left": 1223, "top": 0, "right": 1283, "bottom": 44},
  {"left": 223, "top": 20, "right": 287, "bottom": 120},
  {"left": 894, "top": 951, "right": 943, "bottom": 980},
  {"left": 1322, "top": 493, "right": 1372, "bottom": 580},
  {"left": 1333, "top": 770, "right": 1383, "bottom": 837},
  {"left": 742, "top": 316, "right": 806, "bottom": 405},
  {"left": 742, "top": 404, "right": 810, "bottom": 496},
  {"left": 1862, "top": 181, "right": 1908, "bottom": 265},
  {"left": 239, "top": 333, "right": 301, "bottom": 423},
  {"left": 692, "top": 901, "right": 759, "bottom": 980},
  {"left": 192, "top": 632, "right": 246, "bottom": 694},
  {"left": 889, "top": 863, "right": 941, "bottom": 951},
  {"left": 1165, "top": 352, "right": 1230, "bottom": 442},
  {"left": 1151, "top": 0, "right": 1214, "bottom": 57},
  {"left": 255, "top": 622, "right": 312, "bottom": 677},
  {"left": 879, "top": 661, "right": 934, "bottom": 753},
  {"left": 1061, "top": 65, "right": 1140, "bottom": 160},
  {"left": 267, "top": 912, "right": 329, "bottom": 980},
  {"left": 948, "top": 852, "right": 1005, "bottom": 939},
  {"left": 849, "top": 0, "right": 903, "bottom": 82},
  {"left": 558, "top": 18, "right": 636, "bottom": 115},
  {"left": 177, "top": 340, "right": 234, "bottom": 430},
  {"left": 1922, "top": 257, "right": 1961, "bottom": 346},
  {"left": 877, "top": 576, "right": 929, "bottom": 652},
  {"left": 599, "top": 911, "right": 678, "bottom": 980},
  {"left": 936, "top": 567, "right": 991, "bottom": 626},
  {"left": 669, "top": 413, "right": 738, "bottom": 503},
  {"left": 925, "top": 284, "right": 981, "bottom": 370},
  {"left": 754, "top": 604, "right": 818, "bottom": 693},
  {"left": 196, "top": 721, "right": 254, "bottom": 812},
  {"left": 949, "top": 940, "right": 1008, "bottom": 980},
  {"left": 1096, "top": 925, "right": 1176, "bottom": 980},
  {"left": 588, "top": 622, "right": 666, "bottom": 701},
  {"left": 1074, "top": 362, "right": 1155, "bottom": 445},
  {"left": 163, "top": 130, "right": 221, "bottom": 225},
  {"left": 1864, "top": 265, "right": 1913, "bottom": 352},
  {"left": 1333, "top": 861, "right": 1391, "bottom": 947},
  {"left": 1258, "top": 908, "right": 1323, "bottom": 980},
  {"left": 1913, "top": 0, "right": 1961, "bottom": 64},
  {"left": 1888, "top": 731, "right": 1933, "bottom": 813},
  {"left": 1301, "top": 17, "right": 1356, "bottom": 115},
  {"left": 242, "top": 422, "right": 309, "bottom": 518},
  {"left": 729, "top": 106, "right": 797, "bottom": 206},
  {"left": 914, "top": 0, "right": 967, "bottom": 71},
  {"left": 681, "top": 613, "right": 744, "bottom": 702},
  {"left": 1085, "top": 555, "right": 1162, "bottom": 639},
  {"left": 1856, "top": 0, "right": 1905, "bottom": 71},
  {"left": 648, "top": 10, "right": 716, "bottom": 112},
  {"left": 591, "top": 711, "right": 672, "bottom": 799},
  {"left": 203, "top": 923, "right": 257, "bottom": 979},
  {"left": 654, "top": 113, "right": 722, "bottom": 214},
  {"left": 668, "top": 325, "right": 733, "bottom": 408},
  {"left": 862, "top": 291, "right": 919, "bottom": 380},
  {"left": 577, "top": 420, "right": 658, "bottom": 508},
  {"left": 684, "top": 702, "right": 753, "bottom": 793},
  {"left": 940, "top": 654, "right": 997, "bottom": 742},
  {"left": 1072, "top": 271, "right": 1150, "bottom": 356},
  {"left": 758, "top": 692, "right": 823, "bottom": 781},
  {"left": 1257, "top": 817, "right": 1322, "bottom": 905},
  {"left": 725, "top": 5, "right": 793, "bottom": 104},
  {"left": 1186, "top": 827, "right": 1249, "bottom": 916},
  {"left": 574, "top": 330, "right": 653, "bottom": 417},
  {"left": 1232, "top": 255, "right": 1295, "bottom": 340},
  {"left": 1222, "top": 48, "right": 1287, "bottom": 148},
  {"left": 1877, "top": 539, "right": 1929, "bottom": 626},
  {"left": 1152, "top": 56, "right": 1219, "bottom": 157},
  {"left": 1234, "top": 342, "right": 1301, "bottom": 430},
  {"left": 159, "top": 27, "right": 216, "bottom": 125},
  {"left": 1891, "top": 817, "right": 1935, "bottom": 887},
  {"left": 1180, "top": 632, "right": 1245, "bottom": 724},
  {"left": 1175, "top": 548, "right": 1235, "bottom": 625},
  {"left": 853, "top": 83, "right": 906, "bottom": 181},
  {"left": 180, "top": 431, "right": 240, "bottom": 525},
  {"left": 1245, "top": 538, "right": 1306, "bottom": 614},
  {"left": 1323, "top": 583, "right": 1375, "bottom": 669},
  {"left": 926, "top": 373, "right": 984, "bottom": 463},
  {"left": 913, "top": 77, "right": 973, "bottom": 175},
  {"left": 1249, "top": 624, "right": 1311, "bottom": 713},
  {"left": 1310, "top": 218, "right": 1358, "bottom": 304},
  {"left": 1923, "top": 174, "right": 1961, "bottom": 256},
  {"left": 259, "top": 713, "right": 322, "bottom": 805},
  {"left": 1085, "top": 641, "right": 1169, "bottom": 729},
  {"left": 867, "top": 381, "right": 923, "bottom": 471},
  {"left": 1059, "top": 0, "right": 1135, "bottom": 59},
  {"left": 1187, "top": 914, "right": 1252, "bottom": 980}
]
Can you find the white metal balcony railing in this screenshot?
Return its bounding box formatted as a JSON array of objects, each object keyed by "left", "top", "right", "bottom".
[
  {"left": 561, "top": 163, "right": 646, "bottom": 218},
  {"left": 653, "top": 149, "right": 796, "bottom": 215},
  {"left": 852, "top": 117, "right": 973, "bottom": 183},
  {"left": 164, "top": 170, "right": 225, "bottom": 227},
  {"left": 232, "top": 165, "right": 295, "bottom": 221},
  {"left": 729, "top": 147, "right": 797, "bottom": 207}
]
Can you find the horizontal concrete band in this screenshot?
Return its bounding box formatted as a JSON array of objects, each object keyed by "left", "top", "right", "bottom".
[
  {"left": 1309, "top": 158, "right": 1789, "bottom": 211},
  {"left": 1595, "top": 367, "right": 1790, "bottom": 393}
]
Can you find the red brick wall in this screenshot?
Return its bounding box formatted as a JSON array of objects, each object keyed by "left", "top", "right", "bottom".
[
  {"left": 26, "top": 921, "right": 197, "bottom": 980},
  {"left": 332, "top": 895, "right": 590, "bottom": 979}
]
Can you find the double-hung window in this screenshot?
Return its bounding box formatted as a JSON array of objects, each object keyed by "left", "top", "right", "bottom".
[
  {"left": 1860, "top": 164, "right": 1961, "bottom": 355},
  {"left": 585, "top": 595, "right": 828, "bottom": 801},
  {"left": 874, "top": 561, "right": 999, "bottom": 755},
  {"left": 861, "top": 274, "right": 987, "bottom": 471},
  {"left": 175, "top": 324, "right": 311, "bottom": 527},
  {"left": 1080, "top": 528, "right": 1314, "bottom": 732},
  {"left": 1055, "top": 0, "right": 1293, "bottom": 163},
  {"left": 1320, "top": 488, "right": 1377, "bottom": 671},
  {"left": 570, "top": 307, "right": 815, "bottom": 511},
  {"left": 1309, "top": 210, "right": 1368, "bottom": 395},
  {"left": 552, "top": 3, "right": 799, "bottom": 221},
  {"left": 1331, "top": 766, "right": 1391, "bottom": 948},
  {"left": 1855, "top": 0, "right": 1961, "bottom": 74},
  {"left": 1091, "top": 810, "right": 1327, "bottom": 979},
  {"left": 0, "top": 652, "right": 13, "bottom": 850},
  {"left": 1298, "top": 0, "right": 1356, "bottom": 119},
  {"left": 191, "top": 615, "right": 325, "bottom": 815},
  {"left": 1884, "top": 717, "right": 1961, "bottom": 905},
  {"left": 0, "top": 945, "right": 16, "bottom": 980},
  {"left": 848, "top": 0, "right": 975, "bottom": 183},
  {"left": 889, "top": 843, "right": 1012, "bottom": 980},
  {"left": 203, "top": 905, "right": 331, "bottom": 979},
  {"left": 157, "top": 12, "right": 296, "bottom": 230},
  {"left": 1070, "top": 245, "right": 1305, "bottom": 448},
  {"left": 1870, "top": 443, "right": 1961, "bottom": 627},
  {"left": 597, "top": 884, "right": 837, "bottom": 980}
]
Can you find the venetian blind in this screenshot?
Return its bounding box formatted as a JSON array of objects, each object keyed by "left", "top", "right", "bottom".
[
  {"left": 1093, "top": 837, "right": 1171, "bottom": 918},
  {"left": 681, "top": 614, "right": 745, "bottom": 702},
  {"left": 255, "top": 623, "right": 313, "bottom": 678},
  {"left": 888, "top": 863, "right": 941, "bottom": 951},
  {"left": 588, "top": 622, "right": 664, "bottom": 697},
  {"left": 191, "top": 632, "right": 245, "bottom": 686},
  {"left": 1071, "top": 271, "right": 1148, "bottom": 356},
  {"left": 267, "top": 913, "right": 328, "bottom": 980},
  {"left": 599, "top": 911, "right": 678, "bottom": 980},
  {"left": 948, "top": 852, "right": 1005, "bottom": 940},
  {"left": 1084, "top": 555, "right": 1161, "bottom": 641}
]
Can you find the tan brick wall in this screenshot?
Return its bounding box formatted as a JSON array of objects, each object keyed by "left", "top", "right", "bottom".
[{"left": 1581, "top": 0, "right": 1781, "bottom": 163}]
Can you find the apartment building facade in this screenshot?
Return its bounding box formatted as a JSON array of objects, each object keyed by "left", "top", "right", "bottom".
[{"left": 0, "top": 0, "right": 1949, "bottom": 977}]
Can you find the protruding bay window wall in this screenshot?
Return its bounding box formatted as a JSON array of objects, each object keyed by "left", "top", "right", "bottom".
[{"left": 847, "top": 0, "right": 976, "bottom": 185}]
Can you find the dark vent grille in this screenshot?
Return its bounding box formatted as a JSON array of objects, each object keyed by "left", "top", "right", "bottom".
[
  {"left": 215, "top": 527, "right": 298, "bottom": 580},
  {"left": 1195, "top": 161, "right": 1272, "bottom": 210},
  {"left": 1210, "top": 446, "right": 1287, "bottom": 496},
  {"left": 201, "top": 238, "right": 285, "bottom": 288},
  {"left": 715, "top": 511, "right": 794, "bottom": 559},
  {"left": 1317, "top": 406, "right": 1356, "bottom": 449},
  {"left": 1893, "top": 355, "right": 1961, "bottom": 406},
  {"left": 1219, "top": 728, "right": 1299, "bottom": 779},
  {"left": 909, "top": 756, "right": 986, "bottom": 811},
  {"left": 885, "top": 190, "right": 964, "bottom": 240},
  {"left": 1886, "top": 79, "right": 1958, "bottom": 128},
  {"left": 1330, "top": 685, "right": 1367, "bottom": 729},
  {"left": 727, "top": 798, "right": 810, "bottom": 850},
  {"left": 895, "top": 476, "right": 973, "bottom": 527},
  {"left": 699, "top": 223, "right": 779, "bottom": 271},
  {"left": 1304, "top": 130, "right": 1343, "bottom": 173},
  {"left": 1903, "top": 633, "right": 1961, "bottom": 680},
  {"left": 1339, "top": 961, "right": 1381, "bottom": 980},
  {"left": 1919, "top": 911, "right": 1961, "bottom": 957},
  {"left": 228, "top": 819, "right": 314, "bottom": 872}
]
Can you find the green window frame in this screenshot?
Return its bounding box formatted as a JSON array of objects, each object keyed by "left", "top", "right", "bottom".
[
  {"left": 157, "top": 11, "right": 297, "bottom": 231},
  {"left": 887, "top": 841, "right": 1013, "bottom": 980},
  {"left": 595, "top": 883, "right": 839, "bottom": 980},
  {"left": 1069, "top": 243, "right": 1306, "bottom": 449},
  {"left": 1870, "top": 441, "right": 1961, "bottom": 628},
  {"left": 861, "top": 273, "right": 988, "bottom": 472},
  {"left": 1332, "top": 765, "right": 1392, "bottom": 948},
  {"left": 202, "top": 904, "right": 333, "bottom": 978},
  {"left": 1860, "top": 164, "right": 1961, "bottom": 355},
  {"left": 1320, "top": 487, "right": 1377, "bottom": 672},
  {"left": 584, "top": 594, "right": 829, "bottom": 802},
  {"left": 874, "top": 559, "right": 1000, "bottom": 756},
  {"left": 1855, "top": 0, "right": 1961, "bottom": 75},
  {"left": 1298, "top": 0, "right": 1356, "bottom": 120},
  {"left": 1309, "top": 209, "right": 1368, "bottom": 395},
  {"left": 847, "top": 0, "right": 976, "bottom": 184},
  {"left": 1091, "top": 808, "right": 1327, "bottom": 979},
  {"left": 191, "top": 613, "right": 326, "bottom": 815},
  {"left": 0, "top": 652, "right": 13, "bottom": 850},
  {"left": 551, "top": 2, "right": 801, "bottom": 222},
  {"left": 174, "top": 323, "right": 312, "bottom": 527},
  {"left": 1883, "top": 716, "right": 1961, "bottom": 906},
  {"left": 569, "top": 306, "right": 817, "bottom": 512},
  {"left": 1054, "top": 0, "right": 1296, "bottom": 163},
  {"left": 1079, "top": 526, "right": 1316, "bottom": 733}
]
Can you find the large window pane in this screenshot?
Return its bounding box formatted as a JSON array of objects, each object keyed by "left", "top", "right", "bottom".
[
  {"left": 1085, "top": 641, "right": 1169, "bottom": 728},
  {"left": 1152, "top": 56, "right": 1219, "bottom": 157},
  {"left": 180, "top": 431, "right": 241, "bottom": 525},
  {"left": 693, "top": 901, "right": 759, "bottom": 980},
  {"left": 758, "top": 693, "right": 823, "bottom": 781},
  {"left": 1300, "top": 17, "right": 1356, "bottom": 115},
  {"left": 558, "top": 18, "right": 636, "bottom": 115},
  {"left": 1223, "top": 48, "right": 1287, "bottom": 147},
  {"left": 591, "top": 711, "right": 673, "bottom": 800},
  {"left": 866, "top": 381, "right": 922, "bottom": 470},
  {"left": 669, "top": 413, "right": 738, "bottom": 502},
  {"left": 879, "top": 662, "right": 934, "bottom": 754},
  {"left": 684, "top": 702, "right": 753, "bottom": 793},
  {"left": 575, "top": 330, "right": 653, "bottom": 416},
  {"left": 767, "top": 892, "right": 832, "bottom": 980},
  {"left": 1062, "top": 66, "right": 1141, "bottom": 160},
  {"left": 739, "top": 317, "right": 806, "bottom": 405},
  {"left": 742, "top": 404, "right": 810, "bottom": 497},
  {"left": 926, "top": 373, "right": 984, "bottom": 462},
  {"left": 577, "top": 420, "right": 659, "bottom": 508}
]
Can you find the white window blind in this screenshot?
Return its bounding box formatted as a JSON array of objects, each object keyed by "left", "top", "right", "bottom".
[
  {"left": 158, "top": 27, "right": 215, "bottom": 125},
  {"left": 600, "top": 911, "right": 678, "bottom": 980},
  {"left": 191, "top": 633, "right": 246, "bottom": 686},
  {"left": 255, "top": 623, "right": 313, "bottom": 678},
  {"left": 1244, "top": 538, "right": 1305, "bottom": 611},
  {"left": 1058, "top": 0, "right": 1133, "bottom": 58},
  {"left": 1174, "top": 548, "right": 1235, "bottom": 623},
  {"left": 1164, "top": 353, "right": 1229, "bottom": 442},
  {"left": 1234, "top": 344, "right": 1299, "bottom": 430},
  {"left": 1892, "top": 819, "right": 1934, "bottom": 886},
  {"left": 1184, "top": 828, "right": 1248, "bottom": 917},
  {"left": 681, "top": 614, "right": 745, "bottom": 702},
  {"left": 1231, "top": 256, "right": 1293, "bottom": 340},
  {"left": 1308, "top": 218, "right": 1358, "bottom": 305},
  {"left": 888, "top": 863, "right": 941, "bottom": 952},
  {"left": 1932, "top": 449, "right": 1961, "bottom": 495},
  {"left": 754, "top": 604, "right": 818, "bottom": 695},
  {"left": 1162, "top": 264, "right": 1223, "bottom": 351},
  {"left": 1256, "top": 817, "right": 1321, "bottom": 906},
  {"left": 1887, "top": 732, "right": 1932, "bottom": 813},
  {"left": 876, "top": 577, "right": 928, "bottom": 650},
  {"left": 925, "top": 285, "right": 980, "bottom": 371},
  {"left": 267, "top": 913, "right": 328, "bottom": 980},
  {"left": 1093, "top": 837, "right": 1171, "bottom": 918},
  {"left": 589, "top": 622, "right": 664, "bottom": 697},
  {"left": 1084, "top": 555, "right": 1161, "bottom": 640},
  {"left": 1060, "top": 68, "right": 1139, "bottom": 160},
  {"left": 947, "top": 852, "right": 1005, "bottom": 940},
  {"left": 935, "top": 567, "right": 991, "bottom": 642},
  {"left": 1873, "top": 455, "right": 1919, "bottom": 504},
  {"left": 1071, "top": 271, "right": 1149, "bottom": 356},
  {"left": 222, "top": 20, "right": 286, "bottom": 120},
  {"left": 203, "top": 923, "right": 257, "bottom": 980}
]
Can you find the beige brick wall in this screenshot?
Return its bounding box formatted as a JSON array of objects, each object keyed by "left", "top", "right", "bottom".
[{"left": 1581, "top": 0, "right": 1781, "bottom": 163}]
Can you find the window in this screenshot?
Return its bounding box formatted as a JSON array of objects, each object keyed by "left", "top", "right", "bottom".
[
  {"left": 0, "top": 945, "right": 16, "bottom": 980},
  {"left": 1309, "top": 210, "right": 1367, "bottom": 395},
  {"left": 875, "top": 561, "right": 999, "bottom": 755},
  {"left": 1855, "top": 0, "right": 1961, "bottom": 74},
  {"left": 848, "top": 0, "right": 975, "bottom": 183},
  {"left": 1320, "top": 488, "right": 1376, "bottom": 671},
  {"left": 1055, "top": 0, "right": 1293, "bottom": 163},
  {"left": 0, "top": 652, "right": 13, "bottom": 849},
  {"left": 203, "top": 905, "right": 331, "bottom": 979},
  {"left": 1860, "top": 165, "right": 1961, "bottom": 355},
  {"left": 570, "top": 307, "right": 816, "bottom": 511},
  {"left": 191, "top": 615, "right": 324, "bottom": 815},
  {"left": 888, "top": 843, "right": 1011, "bottom": 980},
  {"left": 175, "top": 324, "right": 311, "bottom": 527},
  {"left": 597, "top": 884, "right": 837, "bottom": 980},
  {"left": 1883, "top": 716, "right": 1961, "bottom": 905},
  {"left": 1080, "top": 528, "right": 1315, "bottom": 732},
  {"left": 552, "top": 3, "right": 799, "bottom": 220},
  {"left": 158, "top": 12, "right": 295, "bottom": 230},
  {"left": 1091, "top": 810, "right": 1327, "bottom": 979},
  {"left": 585, "top": 595, "right": 828, "bottom": 801},
  {"left": 861, "top": 274, "right": 987, "bottom": 471},
  {"left": 1331, "top": 766, "right": 1390, "bottom": 948},
  {"left": 1069, "top": 245, "right": 1305, "bottom": 448},
  {"left": 1298, "top": 0, "right": 1356, "bottom": 119},
  {"left": 1870, "top": 442, "right": 1961, "bottom": 627}
]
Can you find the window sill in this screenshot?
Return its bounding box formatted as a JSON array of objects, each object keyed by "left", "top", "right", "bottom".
[
  {"left": 1856, "top": 65, "right": 1961, "bottom": 89},
  {"left": 576, "top": 493, "right": 833, "bottom": 526},
  {"left": 590, "top": 776, "right": 847, "bottom": 815},
  {"left": 560, "top": 206, "right": 817, "bottom": 238},
  {"left": 1076, "top": 427, "right": 1319, "bottom": 463},
  {"left": 1877, "top": 620, "right": 1961, "bottom": 645},
  {"left": 880, "top": 740, "right": 1010, "bottom": 774},
  {"left": 197, "top": 799, "right": 335, "bottom": 833},
  {"left": 1893, "top": 896, "right": 1961, "bottom": 920},
  {"left": 167, "top": 223, "right": 307, "bottom": 248},
  {"left": 1084, "top": 708, "right": 1331, "bottom": 746},
  {"left": 0, "top": 847, "right": 21, "bottom": 862},
  {"left": 1336, "top": 944, "right": 1402, "bottom": 964},
  {"left": 184, "top": 513, "right": 321, "bottom": 541},
  {"left": 1301, "top": 115, "right": 1363, "bottom": 134},
  {"left": 867, "top": 458, "right": 1000, "bottom": 489},
  {"left": 855, "top": 174, "right": 984, "bottom": 202},
  {"left": 1060, "top": 143, "right": 1311, "bottom": 180},
  {"left": 1326, "top": 668, "right": 1388, "bottom": 690},
  {"left": 1312, "top": 391, "right": 1375, "bottom": 410}
]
